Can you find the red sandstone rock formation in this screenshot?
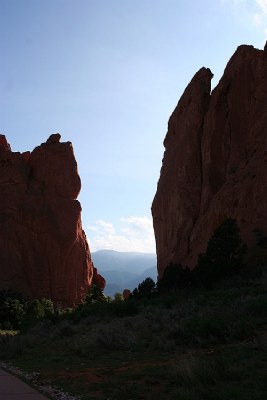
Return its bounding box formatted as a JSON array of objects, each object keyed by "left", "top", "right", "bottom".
[
  {"left": 123, "top": 289, "right": 132, "bottom": 300},
  {"left": 152, "top": 43, "right": 267, "bottom": 278},
  {"left": 0, "top": 134, "right": 104, "bottom": 307},
  {"left": 92, "top": 266, "right": 106, "bottom": 291}
]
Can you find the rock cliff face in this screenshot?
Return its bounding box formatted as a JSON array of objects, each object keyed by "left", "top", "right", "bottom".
[
  {"left": 0, "top": 134, "right": 104, "bottom": 307},
  {"left": 152, "top": 43, "right": 267, "bottom": 278}
]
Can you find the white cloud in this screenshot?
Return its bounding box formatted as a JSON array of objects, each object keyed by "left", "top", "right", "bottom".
[
  {"left": 95, "top": 220, "right": 116, "bottom": 235},
  {"left": 120, "top": 216, "right": 153, "bottom": 236},
  {"left": 87, "top": 225, "right": 97, "bottom": 232},
  {"left": 253, "top": 0, "right": 267, "bottom": 26},
  {"left": 253, "top": 12, "right": 263, "bottom": 25},
  {"left": 220, "top": 0, "right": 267, "bottom": 39},
  {"left": 256, "top": 0, "right": 267, "bottom": 14},
  {"left": 220, "top": 0, "right": 246, "bottom": 6},
  {"left": 86, "top": 216, "right": 156, "bottom": 253}
]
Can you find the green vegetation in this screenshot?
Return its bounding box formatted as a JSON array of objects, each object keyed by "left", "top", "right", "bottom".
[
  {"left": 1, "top": 272, "right": 267, "bottom": 399},
  {"left": 194, "top": 218, "right": 247, "bottom": 287},
  {"left": 158, "top": 218, "right": 248, "bottom": 292},
  {"left": 132, "top": 277, "right": 156, "bottom": 299},
  {"left": 0, "top": 290, "right": 56, "bottom": 331},
  {"left": 1, "top": 219, "right": 267, "bottom": 399},
  {"left": 0, "top": 289, "right": 27, "bottom": 330}
]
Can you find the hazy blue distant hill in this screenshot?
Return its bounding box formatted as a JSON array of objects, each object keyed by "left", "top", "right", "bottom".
[
  {"left": 92, "top": 250, "right": 157, "bottom": 296},
  {"left": 92, "top": 250, "right": 156, "bottom": 274}
]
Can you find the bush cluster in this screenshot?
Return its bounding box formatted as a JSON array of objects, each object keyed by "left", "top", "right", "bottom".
[
  {"left": 0, "top": 283, "right": 142, "bottom": 332},
  {"left": 71, "top": 284, "right": 140, "bottom": 321},
  {"left": 0, "top": 289, "right": 26, "bottom": 330},
  {"left": 132, "top": 277, "right": 156, "bottom": 299},
  {"left": 0, "top": 291, "right": 55, "bottom": 331}
]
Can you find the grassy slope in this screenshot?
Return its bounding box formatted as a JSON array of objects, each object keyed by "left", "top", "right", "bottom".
[{"left": 1, "top": 274, "right": 267, "bottom": 400}]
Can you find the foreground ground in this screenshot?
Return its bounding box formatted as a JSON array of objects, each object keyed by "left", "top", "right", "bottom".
[
  {"left": 1, "top": 273, "right": 267, "bottom": 400},
  {"left": 0, "top": 368, "right": 49, "bottom": 400}
]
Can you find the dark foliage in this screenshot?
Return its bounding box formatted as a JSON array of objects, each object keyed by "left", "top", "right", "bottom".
[
  {"left": 157, "top": 263, "right": 191, "bottom": 293},
  {"left": 21, "top": 298, "right": 55, "bottom": 330},
  {"left": 0, "top": 289, "right": 56, "bottom": 331},
  {"left": 253, "top": 228, "right": 267, "bottom": 249},
  {"left": 132, "top": 277, "right": 156, "bottom": 299},
  {"left": 83, "top": 284, "right": 107, "bottom": 304},
  {"left": 158, "top": 218, "right": 248, "bottom": 291},
  {"left": 69, "top": 284, "right": 140, "bottom": 322},
  {"left": 0, "top": 289, "right": 27, "bottom": 330},
  {"left": 194, "top": 218, "right": 247, "bottom": 287}
]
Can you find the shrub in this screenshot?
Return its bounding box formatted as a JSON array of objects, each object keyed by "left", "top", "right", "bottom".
[
  {"left": 83, "top": 284, "right": 107, "bottom": 304},
  {"left": 26, "top": 298, "right": 54, "bottom": 319},
  {"left": 95, "top": 327, "right": 136, "bottom": 350},
  {"left": 157, "top": 219, "right": 247, "bottom": 292},
  {"left": 114, "top": 292, "right": 123, "bottom": 302},
  {"left": 0, "top": 289, "right": 27, "bottom": 330},
  {"left": 110, "top": 298, "right": 140, "bottom": 317},
  {"left": 157, "top": 263, "right": 191, "bottom": 293},
  {"left": 132, "top": 277, "right": 156, "bottom": 299},
  {"left": 194, "top": 218, "right": 247, "bottom": 287},
  {"left": 0, "top": 298, "right": 25, "bottom": 330},
  {"left": 253, "top": 228, "right": 267, "bottom": 249},
  {"left": 0, "top": 334, "right": 24, "bottom": 358},
  {"left": 21, "top": 298, "right": 55, "bottom": 330}
]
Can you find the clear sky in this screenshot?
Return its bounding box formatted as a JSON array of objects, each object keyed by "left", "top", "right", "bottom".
[{"left": 1, "top": 0, "right": 267, "bottom": 253}]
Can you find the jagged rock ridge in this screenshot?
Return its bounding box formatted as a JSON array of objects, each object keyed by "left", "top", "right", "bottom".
[
  {"left": 152, "top": 43, "right": 267, "bottom": 278},
  {"left": 0, "top": 134, "right": 105, "bottom": 307}
]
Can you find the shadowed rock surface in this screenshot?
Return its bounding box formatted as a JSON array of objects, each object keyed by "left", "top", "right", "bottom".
[
  {"left": 0, "top": 134, "right": 104, "bottom": 307},
  {"left": 152, "top": 43, "right": 267, "bottom": 278}
]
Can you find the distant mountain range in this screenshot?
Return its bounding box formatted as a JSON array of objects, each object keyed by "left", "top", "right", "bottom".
[{"left": 92, "top": 250, "right": 157, "bottom": 296}]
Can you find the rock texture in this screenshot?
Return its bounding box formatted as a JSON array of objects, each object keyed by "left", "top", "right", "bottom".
[
  {"left": 152, "top": 43, "right": 267, "bottom": 278},
  {"left": 92, "top": 267, "right": 106, "bottom": 291},
  {"left": 0, "top": 134, "right": 104, "bottom": 307}
]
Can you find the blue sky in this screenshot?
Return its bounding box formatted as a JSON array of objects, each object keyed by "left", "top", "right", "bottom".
[{"left": 1, "top": 0, "right": 267, "bottom": 253}]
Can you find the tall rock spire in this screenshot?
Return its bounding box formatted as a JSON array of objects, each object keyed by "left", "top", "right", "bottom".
[
  {"left": 0, "top": 134, "right": 104, "bottom": 306},
  {"left": 152, "top": 43, "right": 267, "bottom": 277}
]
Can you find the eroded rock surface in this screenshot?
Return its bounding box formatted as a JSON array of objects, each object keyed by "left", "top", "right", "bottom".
[
  {"left": 152, "top": 43, "right": 267, "bottom": 278},
  {"left": 0, "top": 134, "right": 104, "bottom": 306}
]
